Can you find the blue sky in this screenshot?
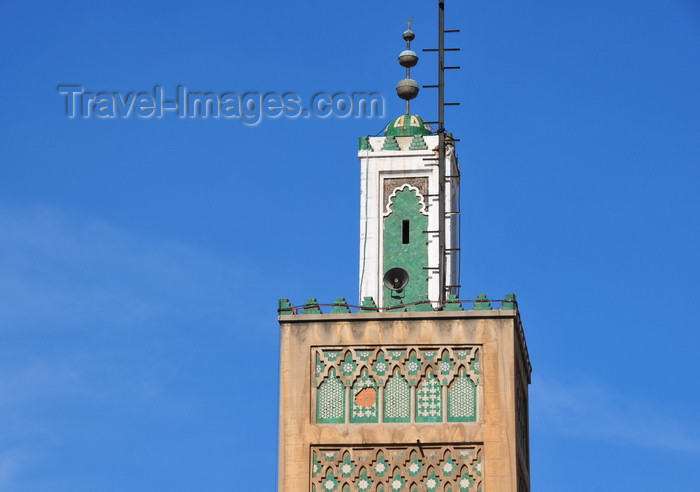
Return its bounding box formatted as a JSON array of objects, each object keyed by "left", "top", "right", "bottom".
[{"left": 1, "top": 0, "right": 699, "bottom": 490}]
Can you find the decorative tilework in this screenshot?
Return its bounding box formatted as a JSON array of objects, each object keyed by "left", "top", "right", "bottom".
[
  {"left": 409, "top": 134, "right": 429, "bottom": 150},
  {"left": 311, "top": 445, "right": 482, "bottom": 492},
  {"left": 382, "top": 186, "right": 429, "bottom": 304},
  {"left": 384, "top": 371, "right": 410, "bottom": 422},
  {"left": 383, "top": 178, "right": 429, "bottom": 212},
  {"left": 448, "top": 371, "right": 476, "bottom": 422},
  {"left": 313, "top": 346, "right": 480, "bottom": 424},
  {"left": 351, "top": 370, "right": 378, "bottom": 423},
  {"left": 416, "top": 371, "right": 442, "bottom": 422},
  {"left": 382, "top": 135, "right": 400, "bottom": 150},
  {"left": 318, "top": 369, "right": 345, "bottom": 423}
]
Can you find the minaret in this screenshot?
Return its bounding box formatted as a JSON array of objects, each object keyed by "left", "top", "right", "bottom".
[
  {"left": 278, "top": 19, "right": 532, "bottom": 492},
  {"left": 358, "top": 25, "right": 459, "bottom": 309}
]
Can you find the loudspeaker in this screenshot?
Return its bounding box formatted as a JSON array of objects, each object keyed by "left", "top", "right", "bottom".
[{"left": 383, "top": 267, "right": 409, "bottom": 292}]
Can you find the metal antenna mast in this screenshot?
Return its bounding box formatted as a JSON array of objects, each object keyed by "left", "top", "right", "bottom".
[{"left": 423, "top": 0, "right": 461, "bottom": 305}]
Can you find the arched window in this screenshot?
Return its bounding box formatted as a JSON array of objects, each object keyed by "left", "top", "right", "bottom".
[
  {"left": 448, "top": 368, "right": 476, "bottom": 422},
  {"left": 384, "top": 370, "right": 410, "bottom": 423},
  {"left": 351, "top": 369, "right": 378, "bottom": 423},
  {"left": 318, "top": 368, "right": 345, "bottom": 423},
  {"left": 416, "top": 369, "right": 442, "bottom": 422}
]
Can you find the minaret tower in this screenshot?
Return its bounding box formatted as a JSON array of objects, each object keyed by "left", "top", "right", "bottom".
[
  {"left": 358, "top": 24, "right": 459, "bottom": 309},
  {"left": 278, "top": 15, "right": 532, "bottom": 492}
]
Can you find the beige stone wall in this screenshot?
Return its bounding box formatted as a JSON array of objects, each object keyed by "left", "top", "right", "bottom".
[{"left": 278, "top": 310, "right": 530, "bottom": 492}]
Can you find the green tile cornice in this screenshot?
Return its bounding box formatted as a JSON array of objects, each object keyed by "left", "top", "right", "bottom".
[{"left": 382, "top": 135, "right": 400, "bottom": 150}]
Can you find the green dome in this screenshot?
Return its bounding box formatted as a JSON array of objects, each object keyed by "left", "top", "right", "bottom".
[{"left": 384, "top": 114, "right": 434, "bottom": 137}]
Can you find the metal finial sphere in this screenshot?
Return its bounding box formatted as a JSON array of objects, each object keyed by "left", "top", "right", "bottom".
[
  {"left": 398, "top": 50, "right": 418, "bottom": 68},
  {"left": 396, "top": 79, "right": 419, "bottom": 100},
  {"left": 398, "top": 18, "right": 418, "bottom": 112}
]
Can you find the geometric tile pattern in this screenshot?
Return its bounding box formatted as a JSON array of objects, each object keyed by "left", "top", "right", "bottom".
[
  {"left": 317, "top": 369, "right": 345, "bottom": 423},
  {"left": 351, "top": 370, "right": 378, "bottom": 423},
  {"left": 448, "top": 372, "right": 476, "bottom": 422},
  {"left": 384, "top": 372, "right": 410, "bottom": 422},
  {"left": 416, "top": 371, "right": 442, "bottom": 422},
  {"left": 311, "top": 444, "right": 483, "bottom": 491},
  {"left": 383, "top": 178, "right": 429, "bottom": 211},
  {"left": 382, "top": 186, "right": 429, "bottom": 304},
  {"left": 313, "top": 346, "right": 480, "bottom": 424}
]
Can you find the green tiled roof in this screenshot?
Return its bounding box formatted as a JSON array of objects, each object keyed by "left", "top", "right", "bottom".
[{"left": 384, "top": 114, "right": 434, "bottom": 137}]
